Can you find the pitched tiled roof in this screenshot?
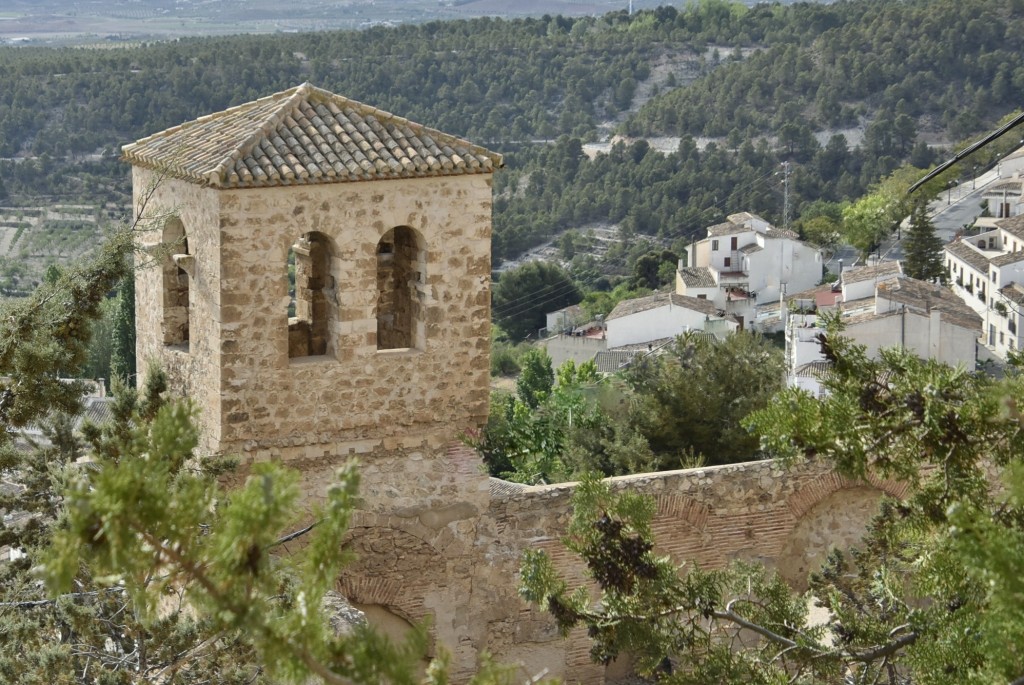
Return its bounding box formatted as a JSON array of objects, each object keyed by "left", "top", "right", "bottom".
[
  {"left": 944, "top": 240, "right": 991, "bottom": 272},
  {"left": 997, "top": 215, "right": 1024, "bottom": 241},
  {"left": 707, "top": 221, "right": 741, "bottom": 237},
  {"left": 678, "top": 266, "right": 716, "bottom": 288},
  {"left": 875, "top": 275, "right": 982, "bottom": 332},
  {"left": 762, "top": 225, "right": 799, "bottom": 239},
  {"left": 1000, "top": 282, "right": 1024, "bottom": 306},
  {"left": 983, "top": 180, "right": 1023, "bottom": 194},
  {"left": 788, "top": 283, "right": 836, "bottom": 301},
  {"left": 740, "top": 243, "right": 763, "bottom": 254},
  {"left": 794, "top": 360, "right": 833, "bottom": 379},
  {"left": 707, "top": 213, "right": 798, "bottom": 240},
  {"left": 606, "top": 292, "right": 719, "bottom": 321},
  {"left": 842, "top": 261, "right": 901, "bottom": 285},
  {"left": 122, "top": 83, "right": 502, "bottom": 188},
  {"left": 991, "top": 250, "right": 1024, "bottom": 267},
  {"left": 593, "top": 350, "right": 638, "bottom": 374}
]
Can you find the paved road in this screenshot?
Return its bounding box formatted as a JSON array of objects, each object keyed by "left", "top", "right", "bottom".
[{"left": 877, "top": 169, "right": 999, "bottom": 264}]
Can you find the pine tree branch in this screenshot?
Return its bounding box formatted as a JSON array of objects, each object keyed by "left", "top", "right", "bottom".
[
  {"left": 267, "top": 519, "right": 321, "bottom": 549},
  {"left": 0, "top": 586, "right": 126, "bottom": 608}
]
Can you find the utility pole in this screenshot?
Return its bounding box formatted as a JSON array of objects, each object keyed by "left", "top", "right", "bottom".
[
  {"left": 781, "top": 161, "right": 791, "bottom": 232},
  {"left": 628, "top": 0, "right": 634, "bottom": 15}
]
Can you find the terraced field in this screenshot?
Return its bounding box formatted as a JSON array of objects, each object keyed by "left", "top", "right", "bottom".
[{"left": 0, "top": 203, "right": 122, "bottom": 296}]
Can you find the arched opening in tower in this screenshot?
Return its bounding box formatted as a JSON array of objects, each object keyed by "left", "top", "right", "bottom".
[
  {"left": 161, "top": 217, "right": 190, "bottom": 349},
  {"left": 376, "top": 226, "right": 424, "bottom": 350},
  {"left": 287, "top": 231, "right": 335, "bottom": 358}
]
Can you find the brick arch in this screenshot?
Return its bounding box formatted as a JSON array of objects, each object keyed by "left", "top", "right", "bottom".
[
  {"left": 650, "top": 494, "right": 711, "bottom": 564},
  {"left": 778, "top": 473, "right": 909, "bottom": 590},
  {"left": 347, "top": 510, "right": 462, "bottom": 557},
  {"left": 786, "top": 471, "right": 908, "bottom": 521}
]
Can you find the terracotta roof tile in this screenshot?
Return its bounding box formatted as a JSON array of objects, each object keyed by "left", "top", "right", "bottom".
[
  {"left": 875, "top": 275, "right": 982, "bottom": 332},
  {"left": 991, "top": 251, "right": 1024, "bottom": 267},
  {"left": 678, "top": 266, "right": 716, "bottom": 288},
  {"left": 607, "top": 292, "right": 719, "bottom": 321},
  {"left": 122, "top": 83, "right": 502, "bottom": 188},
  {"left": 944, "top": 240, "right": 991, "bottom": 272},
  {"left": 997, "top": 215, "right": 1024, "bottom": 241},
  {"left": 794, "top": 360, "right": 833, "bottom": 379},
  {"left": 842, "top": 261, "right": 902, "bottom": 285},
  {"left": 1000, "top": 282, "right": 1024, "bottom": 306}
]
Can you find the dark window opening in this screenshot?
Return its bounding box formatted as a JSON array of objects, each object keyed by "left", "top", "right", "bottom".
[
  {"left": 377, "top": 226, "right": 425, "bottom": 351},
  {"left": 288, "top": 232, "right": 337, "bottom": 359},
  {"left": 162, "top": 217, "right": 190, "bottom": 349}
]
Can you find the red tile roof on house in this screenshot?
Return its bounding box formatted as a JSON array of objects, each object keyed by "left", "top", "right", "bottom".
[{"left": 122, "top": 83, "right": 503, "bottom": 188}]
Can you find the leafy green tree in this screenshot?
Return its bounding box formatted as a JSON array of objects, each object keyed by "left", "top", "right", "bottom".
[
  {"left": 841, "top": 165, "right": 942, "bottom": 259},
  {"left": 625, "top": 332, "right": 785, "bottom": 467},
  {"left": 798, "top": 214, "right": 841, "bottom": 256},
  {"left": 902, "top": 199, "right": 946, "bottom": 282},
  {"left": 471, "top": 358, "right": 650, "bottom": 484},
  {"left": 523, "top": 322, "right": 1024, "bottom": 683},
  {"left": 492, "top": 261, "right": 581, "bottom": 341},
  {"left": 517, "top": 348, "right": 554, "bottom": 409}
]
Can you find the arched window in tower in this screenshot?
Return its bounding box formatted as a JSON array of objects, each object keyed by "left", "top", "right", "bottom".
[
  {"left": 377, "top": 226, "right": 425, "bottom": 350},
  {"left": 287, "top": 232, "right": 336, "bottom": 359},
  {"left": 161, "top": 217, "right": 191, "bottom": 349}
]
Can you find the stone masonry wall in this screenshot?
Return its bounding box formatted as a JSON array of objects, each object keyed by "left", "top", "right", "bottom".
[
  {"left": 214, "top": 175, "right": 492, "bottom": 460},
  {"left": 134, "top": 170, "right": 493, "bottom": 460},
  {"left": 472, "top": 458, "right": 907, "bottom": 682},
  {"left": 307, "top": 446, "right": 908, "bottom": 684},
  {"left": 134, "top": 169, "right": 225, "bottom": 448}
]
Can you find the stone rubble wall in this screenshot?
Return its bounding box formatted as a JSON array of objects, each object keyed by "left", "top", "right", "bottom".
[
  {"left": 134, "top": 170, "right": 493, "bottom": 458},
  {"left": 214, "top": 175, "right": 493, "bottom": 459},
  {"left": 316, "top": 446, "right": 907, "bottom": 684}
]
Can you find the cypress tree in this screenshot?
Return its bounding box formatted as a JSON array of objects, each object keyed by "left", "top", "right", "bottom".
[
  {"left": 109, "top": 274, "right": 136, "bottom": 385},
  {"left": 902, "top": 198, "right": 946, "bottom": 282}
]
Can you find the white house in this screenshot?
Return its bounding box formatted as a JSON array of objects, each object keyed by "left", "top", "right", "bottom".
[
  {"left": 680, "top": 212, "right": 823, "bottom": 330},
  {"left": 945, "top": 214, "right": 1024, "bottom": 358},
  {"left": 605, "top": 291, "right": 737, "bottom": 348},
  {"left": 785, "top": 263, "right": 982, "bottom": 396}
]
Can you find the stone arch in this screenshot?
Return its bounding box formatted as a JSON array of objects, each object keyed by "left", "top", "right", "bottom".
[
  {"left": 161, "top": 217, "right": 191, "bottom": 349},
  {"left": 287, "top": 231, "right": 339, "bottom": 359},
  {"left": 376, "top": 225, "right": 426, "bottom": 351},
  {"left": 338, "top": 525, "right": 446, "bottom": 632},
  {"left": 778, "top": 474, "right": 907, "bottom": 590}
]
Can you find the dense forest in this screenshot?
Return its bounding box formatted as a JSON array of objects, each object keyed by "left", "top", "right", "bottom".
[{"left": 0, "top": 0, "right": 1021, "bottom": 266}]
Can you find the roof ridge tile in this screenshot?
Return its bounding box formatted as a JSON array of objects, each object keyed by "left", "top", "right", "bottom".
[{"left": 123, "top": 83, "right": 502, "bottom": 187}]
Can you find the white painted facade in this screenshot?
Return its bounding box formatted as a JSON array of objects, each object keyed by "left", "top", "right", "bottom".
[
  {"left": 944, "top": 215, "right": 1024, "bottom": 359},
  {"left": 683, "top": 212, "right": 823, "bottom": 327},
  {"left": 605, "top": 292, "right": 738, "bottom": 348},
  {"left": 785, "top": 265, "right": 981, "bottom": 395}
]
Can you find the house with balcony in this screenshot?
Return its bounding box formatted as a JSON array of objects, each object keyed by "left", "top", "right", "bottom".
[
  {"left": 785, "top": 262, "right": 982, "bottom": 396},
  {"left": 944, "top": 214, "right": 1024, "bottom": 358},
  {"left": 679, "top": 212, "right": 822, "bottom": 330}
]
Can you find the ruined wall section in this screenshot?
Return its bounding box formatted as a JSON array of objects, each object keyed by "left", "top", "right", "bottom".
[
  {"left": 133, "top": 169, "right": 224, "bottom": 450},
  {"left": 214, "top": 175, "right": 492, "bottom": 462},
  {"left": 475, "top": 458, "right": 909, "bottom": 683}
]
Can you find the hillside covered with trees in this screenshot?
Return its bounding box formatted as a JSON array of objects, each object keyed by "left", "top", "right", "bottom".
[{"left": 0, "top": 0, "right": 1022, "bottom": 269}]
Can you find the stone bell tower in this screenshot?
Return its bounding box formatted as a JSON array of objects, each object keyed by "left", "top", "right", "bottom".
[{"left": 124, "top": 84, "right": 501, "bottom": 505}]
